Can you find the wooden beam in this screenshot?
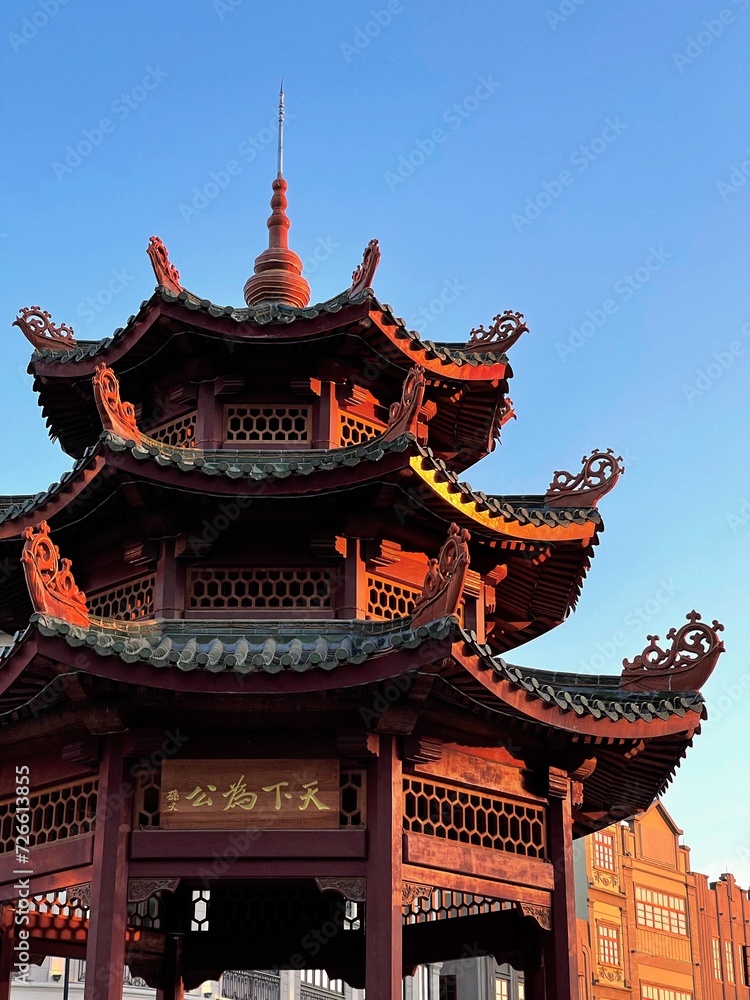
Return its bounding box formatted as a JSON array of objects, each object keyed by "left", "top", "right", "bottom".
[
  {"left": 130, "top": 829, "right": 365, "bottom": 861},
  {"left": 0, "top": 907, "right": 15, "bottom": 1000},
  {"left": 401, "top": 864, "right": 551, "bottom": 908},
  {"left": 365, "top": 734, "right": 402, "bottom": 1000},
  {"left": 403, "top": 834, "right": 554, "bottom": 891},
  {"left": 84, "top": 734, "right": 130, "bottom": 1000},
  {"left": 0, "top": 841, "right": 93, "bottom": 900}
]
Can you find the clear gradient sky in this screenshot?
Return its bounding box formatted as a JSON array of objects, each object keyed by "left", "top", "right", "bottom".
[{"left": 1, "top": 1, "right": 748, "bottom": 879}]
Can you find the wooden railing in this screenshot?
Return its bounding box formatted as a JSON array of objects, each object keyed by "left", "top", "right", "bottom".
[{"left": 221, "top": 971, "right": 281, "bottom": 1000}]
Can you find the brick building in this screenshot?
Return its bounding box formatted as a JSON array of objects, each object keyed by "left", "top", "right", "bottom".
[{"left": 576, "top": 802, "right": 750, "bottom": 1000}]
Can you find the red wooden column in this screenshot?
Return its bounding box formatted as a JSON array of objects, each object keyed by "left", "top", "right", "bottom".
[
  {"left": 366, "top": 734, "right": 403, "bottom": 1000},
  {"left": 162, "top": 933, "right": 185, "bottom": 1000},
  {"left": 0, "top": 906, "right": 15, "bottom": 1000},
  {"left": 547, "top": 768, "right": 579, "bottom": 1000},
  {"left": 84, "top": 733, "right": 130, "bottom": 1000}
]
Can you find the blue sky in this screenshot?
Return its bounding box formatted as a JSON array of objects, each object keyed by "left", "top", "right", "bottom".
[{"left": 1, "top": 0, "right": 748, "bottom": 880}]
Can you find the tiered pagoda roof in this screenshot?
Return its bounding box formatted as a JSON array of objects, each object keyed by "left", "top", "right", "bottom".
[{"left": 0, "top": 146, "right": 724, "bottom": 839}]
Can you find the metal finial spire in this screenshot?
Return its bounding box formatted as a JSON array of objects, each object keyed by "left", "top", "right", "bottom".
[{"left": 277, "top": 81, "right": 285, "bottom": 178}]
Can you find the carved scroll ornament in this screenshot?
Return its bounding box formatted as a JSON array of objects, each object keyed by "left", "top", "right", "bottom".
[
  {"left": 128, "top": 878, "right": 180, "bottom": 904},
  {"left": 517, "top": 902, "right": 552, "bottom": 931},
  {"left": 411, "top": 522, "right": 471, "bottom": 629},
  {"left": 350, "top": 238, "right": 381, "bottom": 296},
  {"left": 315, "top": 877, "right": 366, "bottom": 902},
  {"left": 383, "top": 366, "right": 427, "bottom": 442},
  {"left": 466, "top": 310, "right": 529, "bottom": 354},
  {"left": 21, "top": 521, "right": 89, "bottom": 628},
  {"left": 402, "top": 882, "right": 433, "bottom": 905},
  {"left": 147, "top": 236, "right": 182, "bottom": 294},
  {"left": 13, "top": 306, "right": 76, "bottom": 351},
  {"left": 93, "top": 363, "right": 142, "bottom": 444},
  {"left": 621, "top": 611, "right": 725, "bottom": 693},
  {"left": 66, "top": 883, "right": 92, "bottom": 909},
  {"left": 545, "top": 449, "right": 624, "bottom": 507}
]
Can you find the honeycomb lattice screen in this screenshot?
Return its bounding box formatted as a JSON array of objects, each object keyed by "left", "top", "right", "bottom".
[
  {"left": 188, "top": 568, "right": 333, "bottom": 610},
  {"left": 339, "top": 412, "right": 384, "bottom": 446},
  {"left": 0, "top": 779, "right": 98, "bottom": 854},
  {"left": 148, "top": 411, "right": 197, "bottom": 447},
  {"left": 366, "top": 576, "right": 421, "bottom": 619},
  {"left": 224, "top": 405, "right": 311, "bottom": 443},
  {"left": 403, "top": 776, "right": 547, "bottom": 858},
  {"left": 88, "top": 575, "right": 156, "bottom": 621}
]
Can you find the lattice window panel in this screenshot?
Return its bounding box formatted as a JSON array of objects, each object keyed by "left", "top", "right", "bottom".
[
  {"left": 197, "top": 884, "right": 353, "bottom": 935},
  {"left": 403, "top": 777, "right": 546, "bottom": 858},
  {"left": 339, "top": 412, "right": 385, "bottom": 446},
  {"left": 0, "top": 779, "right": 97, "bottom": 855},
  {"left": 133, "top": 769, "right": 161, "bottom": 828},
  {"left": 366, "top": 575, "right": 464, "bottom": 624},
  {"left": 224, "top": 405, "right": 311, "bottom": 443},
  {"left": 149, "top": 411, "right": 197, "bottom": 447},
  {"left": 30, "top": 891, "right": 88, "bottom": 920},
  {"left": 192, "top": 889, "right": 211, "bottom": 932},
  {"left": 128, "top": 896, "right": 162, "bottom": 931},
  {"left": 188, "top": 568, "right": 332, "bottom": 611},
  {"left": 404, "top": 890, "right": 513, "bottom": 925},
  {"left": 88, "top": 575, "right": 155, "bottom": 621},
  {"left": 366, "top": 576, "right": 421, "bottom": 619},
  {"left": 340, "top": 769, "right": 366, "bottom": 827}
]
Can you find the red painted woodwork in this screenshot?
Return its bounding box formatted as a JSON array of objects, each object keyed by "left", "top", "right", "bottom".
[
  {"left": 366, "top": 736, "right": 403, "bottom": 1000},
  {"left": 411, "top": 523, "right": 470, "bottom": 628},
  {"left": 350, "top": 238, "right": 381, "bottom": 296},
  {"left": 21, "top": 521, "right": 89, "bottom": 627},
  {"left": 621, "top": 610, "right": 725, "bottom": 692},
  {"left": 0, "top": 907, "right": 15, "bottom": 1000},
  {"left": 13, "top": 305, "right": 76, "bottom": 350},
  {"left": 147, "top": 236, "right": 182, "bottom": 295},
  {"left": 93, "top": 363, "right": 143, "bottom": 444},
  {"left": 547, "top": 773, "right": 579, "bottom": 1000},
  {"left": 403, "top": 834, "right": 554, "bottom": 891},
  {"left": 244, "top": 175, "right": 310, "bottom": 308},
  {"left": 84, "top": 734, "right": 130, "bottom": 1000}
]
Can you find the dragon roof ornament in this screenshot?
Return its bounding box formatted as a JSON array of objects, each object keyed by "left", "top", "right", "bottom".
[
  {"left": 21, "top": 521, "right": 89, "bottom": 628},
  {"left": 545, "top": 449, "right": 624, "bottom": 508},
  {"left": 466, "top": 310, "right": 529, "bottom": 354},
  {"left": 13, "top": 307, "right": 76, "bottom": 352},
  {"left": 147, "top": 236, "right": 182, "bottom": 295},
  {"left": 411, "top": 522, "right": 471, "bottom": 629},
  {"left": 349, "top": 239, "right": 381, "bottom": 297},
  {"left": 93, "top": 364, "right": 142, "bottom": 445},
  {"left": 621, "top": 611, "right": 725, "bottom": 692},
  {"left": 383, "top": 366, "right": 428, "bottom": 442}
]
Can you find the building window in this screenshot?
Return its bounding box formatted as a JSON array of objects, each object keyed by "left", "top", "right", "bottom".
[
  {"left": 597, "top": 923, "right": 621, "bottom": 966},
  {"left": 634, "top": 887, "right": 687, "bottom": 935},
  {"left": 594, "top": 830, "right": 616, "bottom": 871},
  {"left": 726, "top": 941, "right": 736, "bottom": 984},
  {"left": 741, "top": 944, "right": 750, "bottom": 988},
  {"left": 713, "top": 938, "right": 723, "bottom": 980},
  {"left": 641, "top": 985, "right": 692, "bottom": 1000},
  {"left": 439, "top": 975, "right": 457, "bottom": 1000},
  {"left": 495, "top": 978, "right": 509, "bottom": 1000},
  {"left": 300, "top": 970, "right": 344, "bottom": 994},
  {"left": 517, "top": 981, "right": 525, "bottom": 1000}
]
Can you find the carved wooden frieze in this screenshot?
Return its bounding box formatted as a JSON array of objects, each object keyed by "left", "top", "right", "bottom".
[
  {"left": 13, "top": 306, "right": 76, "bottom": 351},
  {"left": 350, "top": 238, "right": 381, "bottom": 296},
  {"left": 147, "top": 236, "right": 182, "bottom": 294},
  {"left": 66, "top": 883, "right": 92, "bottom": 909},
  {"left": 93, "top": 363, "right": 143, "bottom": 444},
  {"left": 545, "top": 449, "right": 624, "bottom": 508},
  {"left": 402, "top": 882, "right": 433, "bottom": 905},
  {"left": 411, "top": 522, "right": 471, "bottom": 629},
  {"left": 315, "top": 877, "right": 366, "bottom": 902},
  {"left": 621, "top": 611, "right": 725, "bottom": 693},
  {"left": 21, "top": 521, "right": 89, "bottom": 627},
  {"left": 517, "top": 902, "right": 552, "bottom": 931},
  {"left": 466, "top": 310, "right": 529, "bottom": 355},
  {"left": 128, "top": 878, "right": 180, "bottom": 903},
  {"left": 383, "top": 366, "right": 427, "bottom": 442}
]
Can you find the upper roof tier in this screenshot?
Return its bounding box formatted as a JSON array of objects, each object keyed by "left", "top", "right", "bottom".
[{"left": 17, "top": 241, "right": 525, "bottom": 469}]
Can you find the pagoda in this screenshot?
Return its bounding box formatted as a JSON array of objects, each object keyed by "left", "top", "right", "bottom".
[{"left": 0, "top": 101, "right": 725, "bottom": 1000}]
